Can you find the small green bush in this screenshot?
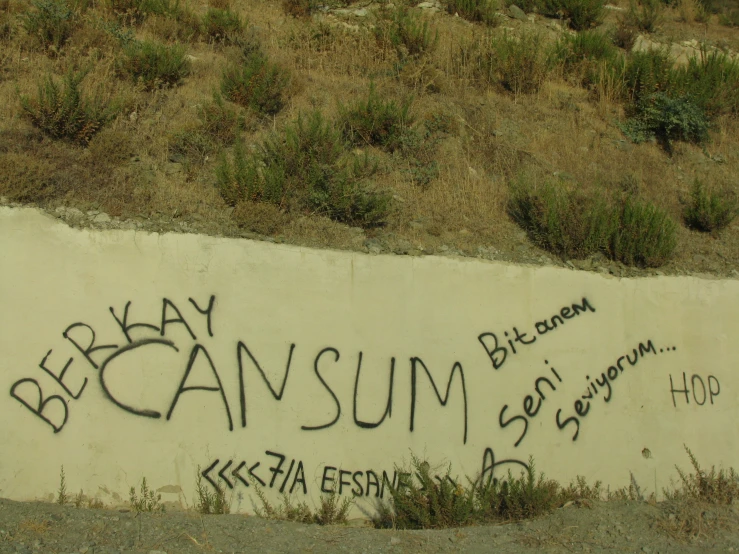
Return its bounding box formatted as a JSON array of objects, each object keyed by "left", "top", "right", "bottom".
[
  {"left": 117, "top": 40, "right": 190, "bottom": 90},
  {"left": 622, "top": 48, "right": 675, "bottom": 104},
  {"left": 624, "top": 0, "right": 663, "bottom": 32},
  {"left": 538, "top": 0, "right": 605, "bottom": 30},
  {"left": 195, "top": 470, "right": 230, "bottom": 514},
  {"left": 254, "top": 485, "right": 352, "bottom": 525},
  {"left": 339, "top": 83, "right": 415, "bottom": 152},
  {"left": 216, "top": 110, "right": 390, "bottom": 227},
  {"left": 373, "top": 455, "right": 594, "bottom": 529},
  {"left": 485, "top": 31, "right": 553, "bottom": 95},
  {"left": 201, "top": 7, "right": 243, "bottom": 44},
  {"left": 673, "top": 49, "right": 739, "bottom": 118},
  {"left": 609, "top": 197, "right": 676, "bottom": 267},
  {"left": 620, "top": 92, "right": 710, "bottom": 150},
  {"left": 375, "top": 5, "right": 439, "bottom": 59},
  {"left": 508, "top": 176, "right": 615, "bottom": 259},
  {"left": 477, "top": 459, "right": 562, "bottom": 521},
  {"left": 220, "top": 52, "right": 290, "bottom": 115},
  {"left": 443, "top": 0, "right": 499, "bottom": 26},
  {"left": 557, "top": 30, "right": 620, "bottom": 85},
  {"left": 374, "top": 454, "right": 477, "bottom": 530},
  {"left": 19, "top": 69, "right": 118, "bottom": 145},
  {"left": 22, "top": 0, "right": 77, "bottom": 53},
  {"left": 108, "top": 0, "right": 181, "bottom": 25},
  {"left": 719, "top": 8, "right": 739, "bottom": 26},
  {"left": 683, "top": 180, "right": 738, "bottom": 234},
  {"left": 198, "top": 91, "right": 248, "bottom": 145},
  {"left": 129, "top": 477, "right": 165, "bottom": 513}
]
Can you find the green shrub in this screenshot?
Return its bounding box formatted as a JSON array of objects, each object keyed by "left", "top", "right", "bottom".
[
  {"left": 22, "top": 0, "right": 77, "bottom": 53},
  {"left": 373, "top": 455, "right": 591, "bottom": 529},
  {"left": 221, "top": 52, "right": 290, "bottom": 115},
  {"left": 477, "top": 459, "right": 562, "bottom": 521},
  {"left": 374, "top": 454, "right": 477, "bottom": 530},
  {"left": 339, "top": 83, "right": 415, "bottom": 152},
  {"left": 108, "top": 0, "right": 181, "bottom": 25},
  {"left": 719, "top": 8, "right": 739, "bottom": 26},
  {"left": 537, "top": 0, "right": 604, "bottom": 29},
  {"left": 624, "top": 0, "right": 663, "bottom": 32},
  {"left": 129, "top": 477, "right": 165, "bottom": 513},
  {"left": 560, "top": 0, "right": 605, "bottom": 30},
  {"left": 673, "top": 48, "right": 739, "bottom": 118},
  {"left": 485, "top": 31, "right": 553, "bottom": 95},
  {"left": 443, "top": 0, "right": 499, "bottom": 26},
  {"left": 508, "top": 176, "right": 615, "bottom": 259},
  {"left": 201, "top": 7, "right": 243, "bottom": 44},
  {"left": 117, "top": 40, "right": 190, "bottom": 90},
  {"left": 198, "top": 91, "right": 248, "bottom": 145},
  {"left": 375, "top": 5, "right": 439, "bottom": 59},
  {"left": 216, "top": 110, "right": 390, "bottom": 227},
  {"left": 195, "top": 470, "right": 230, "bottom": 514},
  {"left": 19, "top": 69, "right": 119, "bottom": 145},
  {"left": 620, "top": 92, "right": 710, "bottom": 150},
  {"left": 557, "top": 30, "right": 620, "bottom": 85},
  {"left": 282, "top": 0, "right": 312, "bottom": 18},
  {"left": 683, "top": 180, "right": 738, "bottom": 234},
  {"left": 622, "top": 48, "right": 675, "bottom": 104},
  {"left": 254, "top": 485, "right": 352, "bottom": 525},
  {"left": 609, "top": 197, "right": 676, "bottom": 267}
]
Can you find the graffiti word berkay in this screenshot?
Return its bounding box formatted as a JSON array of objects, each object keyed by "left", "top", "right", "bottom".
[{"left": 9, "top": 295, "right": 601, "bottom": 443}]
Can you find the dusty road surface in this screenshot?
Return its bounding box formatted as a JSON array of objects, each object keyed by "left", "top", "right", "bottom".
[{"left": 1, "top": 497, "right": 738, "bottom": 553}]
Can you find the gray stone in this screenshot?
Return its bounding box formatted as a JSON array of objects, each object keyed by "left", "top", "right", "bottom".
[
  {"left": 508, "top": 4, "right": 527, "bottom": 21},
  {"left": 93, "top": 213, "right": 111, "bottom": 224}
]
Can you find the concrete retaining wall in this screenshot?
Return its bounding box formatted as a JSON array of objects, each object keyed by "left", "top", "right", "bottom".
[{"left": 1, "top": 207, "right": 736, "bottom": 513}]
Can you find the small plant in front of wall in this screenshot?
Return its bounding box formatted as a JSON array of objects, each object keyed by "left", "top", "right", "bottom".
[
  {"left": 74, "top": 490, "right": 105, "bottom": 509},
  {"left": 252, "top": 480, "right": 353, "bottom": 525},
  {"left": 57, "top": 465, "right": 68, "bottom": 505},
  {"left": 129, "top": 477, "right": 165, "bottom": 513},
  {"left": 195, "top": 469, "right": 231, "bottom": 514}
]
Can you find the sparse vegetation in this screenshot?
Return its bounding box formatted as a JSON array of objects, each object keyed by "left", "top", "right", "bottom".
[
  {"left": 57, "top": 466, "right": 68, "bottom": 505},
  {"left": 129, "top": 477, "right": 165, "bottom": 513},
  {"left": 221, "top": 52, "right": 290, "bottom": 115},
  {"left": 508, "top": 175, "right": 615, "bottom": 259},
  {"left": 373, "top": 454, "right": 601, "bottom": 529},
  {"left": 195, "top": 470, "right": 230, "bottom": 514},
  {"left": 21, "top": 0, "right": 77, "bottom": 53},
  {"left": 201, "top": 7, "right": 244, "bottom": 45},
  {"left": 660, "top": 445, "right": 739, "bottom": 538},
  {"left": 19, "top": 69, "right": 119, "bottom": 145},
  {"left": 375, "top": 5, "right": 439, "bottom": 59},
  {"left": 117, "top": 39, "right": 190, "bottom": 90},
  {"left": 484, "top": 30, "right": 554, "bottom": 95},
  {"left": 254, "top": 485, "right": 352, "bottom": 525},
  {"left": 339, "top": 82, "right": 415, "bottom": 152},
  {"left": 216, "top": 110, "right": 390, "bottom": 227},
  {"left": 609, "top": 196, "right": 677, "bottom": 267},
  {"left": 684, "top": 180, "right": 738, "bottom": 234},
  {"left": 443, "top": 0, "right": 500, "bottom": 26}
]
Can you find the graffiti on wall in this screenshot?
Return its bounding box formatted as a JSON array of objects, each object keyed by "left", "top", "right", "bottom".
[{"left": 8, "top": 294, "right": 718, "bottom": 496}]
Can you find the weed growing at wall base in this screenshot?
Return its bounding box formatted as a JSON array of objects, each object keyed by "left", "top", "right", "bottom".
[
  {"left": 253, "top": 484, "right": 352, "bottom": 525},
  {"left": 129, "top": 477, "right": 165, "bottom": 513},
  {"left": 372, "top": 454, "right": 600, "bottom": 529}
]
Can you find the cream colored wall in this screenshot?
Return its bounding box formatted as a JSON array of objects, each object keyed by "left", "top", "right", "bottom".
[{"left": 1, "top": 206, "right": 736, "bottom": 514}]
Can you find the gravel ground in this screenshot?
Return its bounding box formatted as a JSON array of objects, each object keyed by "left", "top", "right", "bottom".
[{"left": 1, "top": 497, "right": 738, "bottom": 554}]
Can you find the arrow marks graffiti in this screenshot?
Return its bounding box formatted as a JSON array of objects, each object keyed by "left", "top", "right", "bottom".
[{"left": 202, "top": 451, "right": 306, "bottom": 494}]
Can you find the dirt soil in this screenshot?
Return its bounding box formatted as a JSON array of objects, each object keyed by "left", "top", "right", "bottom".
[{"left": 1, "top": 497, "right": 738, "bottom": 554}]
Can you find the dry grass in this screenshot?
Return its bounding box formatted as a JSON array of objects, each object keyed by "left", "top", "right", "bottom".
[{"left": 0, "top": 0, "right": 738, "bottom": 273}]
